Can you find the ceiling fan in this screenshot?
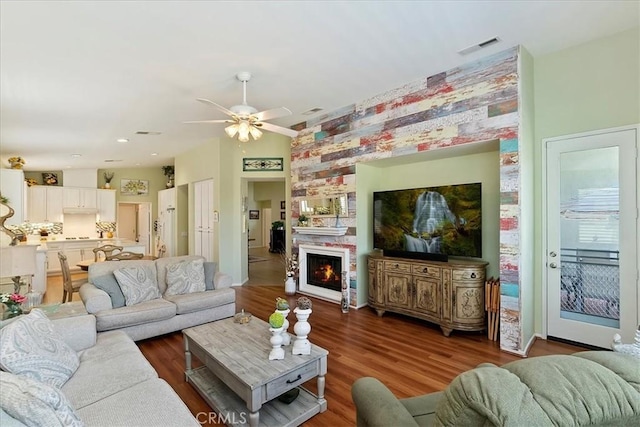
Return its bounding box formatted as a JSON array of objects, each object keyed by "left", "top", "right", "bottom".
[{"left": 185, "top": 71, "right": 298, "bottom": 142}]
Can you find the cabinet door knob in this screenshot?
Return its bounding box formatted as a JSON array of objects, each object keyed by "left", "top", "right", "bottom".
[
  {"left": 394, "top": 263, "right": 399, "bottom": 269},
  {"left": 470, "top": 272, "right": 476, "bottom": 278},
  {"left": 423, "top": 268, "right": 428, "bottom": 273}
]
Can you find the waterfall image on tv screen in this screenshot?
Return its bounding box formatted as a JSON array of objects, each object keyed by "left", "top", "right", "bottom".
[{"left": 373, "top": 183, "right": 482, "bottom": 259}]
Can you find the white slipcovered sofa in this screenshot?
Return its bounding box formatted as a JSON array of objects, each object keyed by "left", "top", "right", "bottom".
[
  {"left": 80, "top": 255, "right": 235, "bottom": 341},
  {"left": 0, "top": 311, "right": 199, "bottom": 426}
]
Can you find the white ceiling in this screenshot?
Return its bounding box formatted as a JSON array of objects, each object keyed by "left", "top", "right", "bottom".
[{"left": 1, "top": 1, "right": 638, "bottom": 171}]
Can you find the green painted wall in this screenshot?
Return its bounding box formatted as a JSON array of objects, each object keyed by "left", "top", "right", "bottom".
[{"left": 532, "top": 28, "right": 640, "bottom": 332}]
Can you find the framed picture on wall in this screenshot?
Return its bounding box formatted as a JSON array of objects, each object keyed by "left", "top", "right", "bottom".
[
  {"left": 280, "top": 211, "right": 286, "bottom": 220},
  {"left": 120, "top": 179, "right": 149, "bottom": 195},
  {"left": 249, "top": 210, "right": 259, "bottom": 220},
  {"left": 280, "top": 201, "right": 285, "bottom": 210}
]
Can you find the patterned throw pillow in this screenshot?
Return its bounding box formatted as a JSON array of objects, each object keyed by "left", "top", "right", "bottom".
[
  {"left": 113, "top": 265, "right": 161, "bottom": 306},
  {"left": 0, "top": 309, "right": 80, "bottom": 389},
  {"left": 165, "top": 259, "right": 206, "bottom": 296},
  {"left": 0, "top": 371, "right": 84, "bottom": 427}
]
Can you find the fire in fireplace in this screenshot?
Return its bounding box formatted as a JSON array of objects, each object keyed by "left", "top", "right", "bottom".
[{"left": 307, "top": 253, "right": 342, "bottom": 291}]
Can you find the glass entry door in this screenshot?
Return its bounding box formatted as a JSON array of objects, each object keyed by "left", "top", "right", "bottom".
[{"left": 546, "top": 127, "right": 638, "bottom": 348}]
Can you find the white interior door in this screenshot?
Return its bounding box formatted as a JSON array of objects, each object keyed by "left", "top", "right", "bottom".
[
  {"left": 545, "top": 126, "right": 638, "bottom": 348},
  {"left": 137, "top": 203, "right": 151, "bottom": 254},
  {"left": 262, "top": 208, "right": 272, "bottom": 248},
  {"left": 194, "top": 179, "right": 214, "bottom": 261}
]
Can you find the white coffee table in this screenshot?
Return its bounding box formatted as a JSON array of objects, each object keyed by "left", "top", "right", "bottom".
[{"left": 183, "top": 317, "right": 328, "bottom": 427}]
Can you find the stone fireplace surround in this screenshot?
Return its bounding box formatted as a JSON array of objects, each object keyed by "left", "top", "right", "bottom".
[{"left": 298, "top": 244, "right": 349, "bottom": 303}]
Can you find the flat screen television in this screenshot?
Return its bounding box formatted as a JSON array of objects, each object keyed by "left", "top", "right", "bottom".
[{"left": 373, "top": 183, "right": 482, "bottom": 261}]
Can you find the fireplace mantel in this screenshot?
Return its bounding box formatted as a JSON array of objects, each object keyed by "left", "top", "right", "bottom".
[{"left": 293, "top": 226, "right": 348, "bottom": 236}]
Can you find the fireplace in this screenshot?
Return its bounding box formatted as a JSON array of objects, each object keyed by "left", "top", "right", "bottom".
[{"left": 298, "top": 245, "right": 349, "bottom": 303}]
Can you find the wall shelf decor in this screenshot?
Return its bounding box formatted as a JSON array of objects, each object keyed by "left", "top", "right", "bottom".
[
  {"left": 292, "top": 226, "right": 348, "bottom": 236},
  {"left": 243, "top": 157, "right": 283, "bottom": 172}
]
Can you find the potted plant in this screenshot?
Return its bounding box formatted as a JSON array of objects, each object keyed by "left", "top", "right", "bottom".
[
  {"left": 103, "top": 171, "right": 114, "bottom": 189},
  {"left": 298, "top": 214, "right": 309, "bottom": 227},
  {"left": 271, "top": 220, "right": 284, "bottom": 230},
  {"left": 162, "top": 165, "right": 175, "bottom": 188}
]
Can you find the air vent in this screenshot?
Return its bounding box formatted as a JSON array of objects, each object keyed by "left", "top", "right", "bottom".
[
  {"left": 302, "top": 108, "right": 323, "bottom": 116},
  {"left": 135, "top": 131, "right": 162, "bottom": 135},
  {"left": 104, "top": 159, "right": 123, "bottom": 163},
  {"left": 458, "top": 37, "right": 500, "bottom": 55}
]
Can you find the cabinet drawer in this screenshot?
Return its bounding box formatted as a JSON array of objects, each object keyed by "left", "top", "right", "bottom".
[
  {"left": 265, "top": 361, "right": 318, "bottom": 400},
  {"left": 383, "top": 261, "right": 411, "bottom": 273},
  {"left": 452, "top": 269, "right": 484, "bottom": 281},
  {"left": 412, "top": 265, "right": 441, "bottom": 278}
]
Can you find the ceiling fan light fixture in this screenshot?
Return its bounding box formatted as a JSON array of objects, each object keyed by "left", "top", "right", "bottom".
[
  {"left": 249, "top": 126, "right": 262, "bottom": 140},
  {"left": 238, "top": 120, "right": 251, "bottom": 142},
  {"left": 225, "top": 123, "right": 239, "bottom": 138}
]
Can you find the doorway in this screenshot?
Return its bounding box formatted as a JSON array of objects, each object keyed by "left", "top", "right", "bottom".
[
  {"left": 544, "top": 126, "right": 638, "bottom": 348},
  {"left": 117, "top": 202, "right": 152, "bottom": 255}
]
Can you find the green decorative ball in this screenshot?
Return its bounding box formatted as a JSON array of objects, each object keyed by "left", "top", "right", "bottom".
[
  {"left": 275, "top": 297, "right": 289, "bottom": 310},
  {"left": 269, "top": 312, "right": 285, "bottom": 328}
]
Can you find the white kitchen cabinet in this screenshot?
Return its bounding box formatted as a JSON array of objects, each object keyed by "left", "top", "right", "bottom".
[
  {"left": 46, "top": 241, "right": 97, "bottom": 273},
  {"left": 0, "top": 169, "right": 25, "bottom": 226},
  {"left": 63, "top": 187, "right": 97, "bottom": 209},
  {"left": 97, "top": 189, "right": 117, "bottom": 222},
  {"left": 46, "top": 187, "right": 64, "bottom": 223},
  {"left": 27, "top": 186, "right": 64, "bottom": 223}
]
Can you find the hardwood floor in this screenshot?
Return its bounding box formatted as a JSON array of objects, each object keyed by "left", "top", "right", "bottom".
[
  {"left": 137, "top": 285, "right": 584, "bottom": 426},
  {"left": 45, "top": 252, "right": 585, "bottom": 426}
]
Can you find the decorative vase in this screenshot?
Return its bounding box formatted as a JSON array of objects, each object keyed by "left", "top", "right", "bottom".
[
  {"left": 276, "top": 308, "right": 291, "bottom": 346},
  {"left": 166, "top": 178, "right": 174, "bottom": 188},
  {"left": 106, "top": 231, "right": 113, "bottom": 238},
  {"left": 104, "top": 182, "right": 111, "bottom": 189},
  {"left": 9, "top": 161, "right": 23, "bottom": 170},
  {"left": 268, "top": 327, "right": 285, "bottom": 360},
  {"left": 285, "top": 276, "right": 296, "bottom": 295},
  {"left": 341, "top": 271, "right": 350, "bottom": 313},
  {"left": 292, "top": 307, "right": 312, "bottom": 355}
]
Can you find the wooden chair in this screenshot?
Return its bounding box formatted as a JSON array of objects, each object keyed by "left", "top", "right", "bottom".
[
  {"left": 93, "top": 244, "right": 123, "bottom": 261},
  {"left": 58, "top": 252, "right": 86, "bottom": 303},
  {"left": 106, "top": 251, "right": 144, "bottom": 261}
]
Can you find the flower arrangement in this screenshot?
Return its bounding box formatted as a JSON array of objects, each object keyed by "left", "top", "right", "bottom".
[
  {"left": 1, "top": 293, "right": 26, "bottom": 318},
  {"left": 283, "top": 253, "right": 298, "bottom": 278},
  {"left": 103, "top": 171, "right": 114, "bottom": 183},
  {"left": 7, "top": 157, "right": 25, "bottom": 169}
]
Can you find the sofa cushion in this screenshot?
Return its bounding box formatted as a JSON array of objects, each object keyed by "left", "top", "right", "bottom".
[
  {"left": 93, "top": 298, "right": 176, "bottom": 332},
  {"left": 0, "top": 309, "right": 79, "bottom": 389},
  {"left": 62, "top": 331, "right": 158, "bottom": 409},
  {"left": 164, "top": 258, "right": 206, "bottom": 296},
  {"left": 155, "top": 255, "right": 205, "bottom": 294},
  {"left": 114, "top": 265, "right": 161, "bottom": 306},
  {"left": 91, "top": 273, "right": 125, "bottom": 308},
  {"left": 75, "top": 378, "right": 199, "bottom": 426},
  {"left": 204, "top": 261, "right": 216, "bottom": 290},
  {"left": 164, "top": 287, "right": 236, "bottom": 315},
  {"left": 0, "top": 371, "right": 84, "bottom": 427}
]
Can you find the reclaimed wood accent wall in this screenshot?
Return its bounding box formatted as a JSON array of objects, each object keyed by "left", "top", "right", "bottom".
[{"left": 291, "top": 46, "right": 523, "bottom": 351}]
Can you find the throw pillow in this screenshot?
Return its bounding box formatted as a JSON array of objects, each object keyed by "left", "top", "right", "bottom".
[
  {"left": 203, "top": 261, "right": 216, "bottom": 290},
  {"left": 165, "top": 259, "right": 206, "bottom": 296},
  {"left": 0, "top": 371, "right": 84, "bottom": 427},
  {"left": 114, "top": 265, "right": 161, "bottom": 306},
  {"left": 91, "top": 273, "right": 125, "bottom": 308},
  {"left": 0, "top": 309, "right": 80, "bottom": 389}
]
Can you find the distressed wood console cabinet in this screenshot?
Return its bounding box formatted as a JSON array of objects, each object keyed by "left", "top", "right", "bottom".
[{"left": 367, "top": 254, "right": 488, "bottom": 336}]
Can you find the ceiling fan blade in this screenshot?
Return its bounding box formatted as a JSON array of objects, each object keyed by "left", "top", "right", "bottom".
[
  {"left": 258, "top": 121, "right": 299, "bottom": 138},
  {"left": 196, "top": 98, "right": 236, "bottom": 117},
  {"left": 253, "top": 107, "right": 292, "bottom": 122},
  {"left": 183, "top": 119, "right": 232, "bottom": 124}
]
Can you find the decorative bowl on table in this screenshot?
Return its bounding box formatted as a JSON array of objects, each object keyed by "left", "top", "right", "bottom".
[{"left": 234, "top": 309, "right": 252, "bottom": 324}]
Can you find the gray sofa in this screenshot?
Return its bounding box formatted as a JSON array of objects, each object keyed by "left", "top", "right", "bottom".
[
  {"left": 1, "top": 313, "right": 199, "bottom": 426},
  {"left": 80, "top": 255, "right": 235, "bottom": 341},
  {"left": 352, "top": 351, "right": 640, "bottom": 426}
]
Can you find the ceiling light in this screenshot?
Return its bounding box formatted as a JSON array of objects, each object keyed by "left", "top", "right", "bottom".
[
  {"left": 151, "top": 153, "right": 158, "bottom": 156},
  {"left": 70, "top": 154, "right": 82, "bottom": 158},
  {"left": 226, "top": 120, "right": 262, "bottom": 143},
  {"left": 225, "top": 123, "right": 239, "bottom": 138},
  {"left": 116, "top": 138, "right": 129, "bottom": 143}
]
